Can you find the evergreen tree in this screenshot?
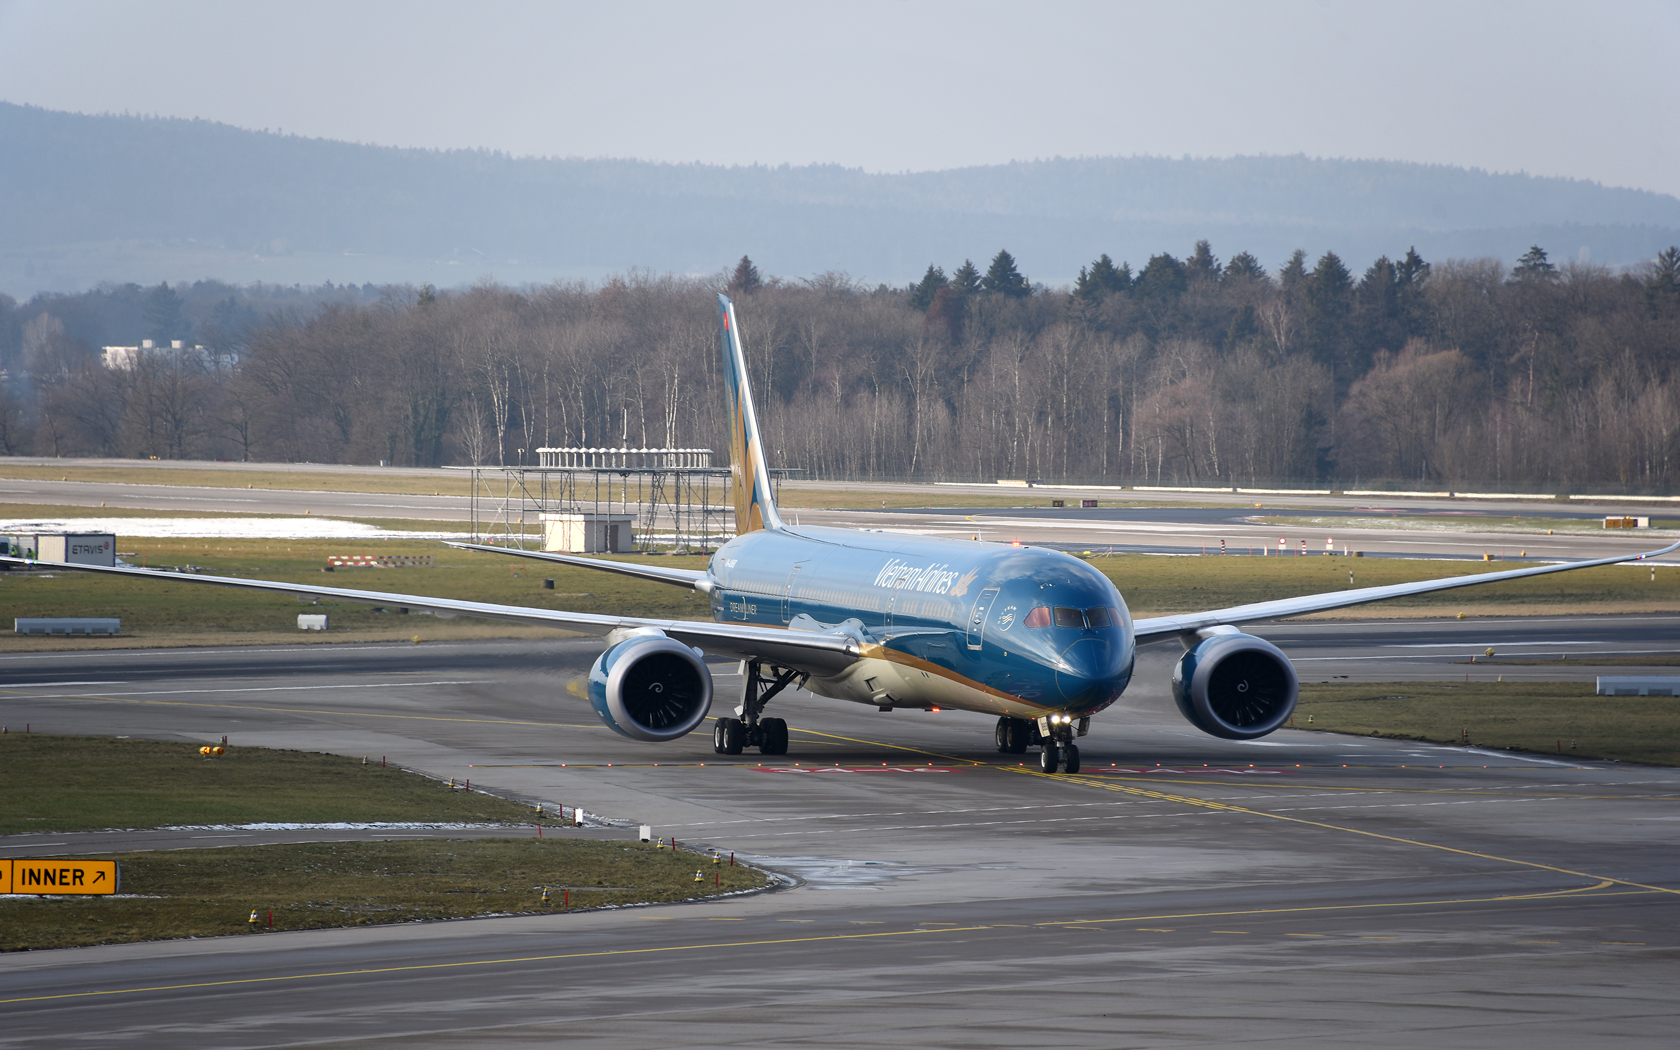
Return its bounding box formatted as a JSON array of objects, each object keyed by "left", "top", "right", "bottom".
[
  {"left": 1223, "top": 251, "right": 1266, "bottom": 280},
  {"left": 1073, "top": 253, "right": 1129, "bottom": 303},
  {"left": 1301, "top": 251, "right": 1353, "bottom": 371},
  {"left": 1512, "top": 245, "right": 1558, "bottom": 281},
  {"left": 1278, "top": 249, "right": 1309, "bottom": 301},
  {"left": 1187, "top": 240, "right": 1220, "bottom": 282},
  {"left": 417, "top": 284, "right": 438, "bottom": 306},
  {"left": 729, "top": 255, "right": 763, "bottom": 294},
  {"left": 1647, "top": 246, "right": 1680, "bottom": 312},
  {"left": 909, "top": 264, "right": 948, "bottom": 311},
  {"left": 143, "top": 281, "right": 185, "bottom": 343},
  {"left": 1353, "top": 256, "right": 1403, "bottom": 360},
  {"left": 1394, "top": 246, "right": 1430, "bottom": 332},
  {"left": 1134, "top": 253, "right": 1187, "bottom": 300},
  {"left": 1395, "top": 247, "right": 1430, "bottom": 287},
  {"left": 981, "top": 249, "right": 1030, "bottom": 298},
  {"left": 1073, "top": 265, "right": 1099, "bottom": 304},
  {"left": 1091, "top": 253, "right": 1129, "bottom": 294},
  {"left": 1225, "top": 302, "right": 1259, "bottom": 348},
  {"left": 950, "top": 259, "right": 982, "bottom": 297}
]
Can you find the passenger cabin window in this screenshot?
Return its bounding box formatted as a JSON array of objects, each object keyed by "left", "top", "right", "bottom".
[
  {"left": 1053, "top": 607, "right": 1085, "bottom": 628},
  {"left": 1023, "top": 606, "right": 1052, "bottom": 628},
  {"left": 1084, "top": 606, "right": 1112, "bottom": 628}
]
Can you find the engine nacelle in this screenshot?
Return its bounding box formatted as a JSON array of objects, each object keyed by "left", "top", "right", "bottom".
[
  {"left": 1171, "top": 631, "right": 1298, "bottom": 740},
  {"left": 587, "top": 632, "right": 713, "bottom": 741}
]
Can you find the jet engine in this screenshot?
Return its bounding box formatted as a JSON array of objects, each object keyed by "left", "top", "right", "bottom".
[
  {"left": 587, "top": 632, "right": 713, "bottom": 741},
  {"left": 1171, "top": 631, "right": 1298, "bottom": 740}
]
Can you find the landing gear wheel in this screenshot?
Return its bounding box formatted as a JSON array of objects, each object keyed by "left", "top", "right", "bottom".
[
  {"left": 759, "top": 717, "right": 789, "bottom": 756},
  {"left": 719, "top": 718, "right": 746, "bottom": 755},
  {"left": 1062, "top": 743, "right": 1081, "bottom": 774},
  {"left": 712, "top": 720, "right": 727, "bottom": 754},
  {"left": 997, "top": 716, "right": 1031, "bottom": 754},
  {"left": 1040, "top": 742, "right": 1061, "bottom": 774},
  {"left": 1005, "top": 718, "right": 1030, "bottom": 755}
]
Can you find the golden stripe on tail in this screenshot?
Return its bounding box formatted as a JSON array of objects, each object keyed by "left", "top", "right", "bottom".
[{"left": 717, "top": 294, "right": 785, "bottom": 535}]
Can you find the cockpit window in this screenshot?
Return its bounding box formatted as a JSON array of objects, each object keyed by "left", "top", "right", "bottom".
[
  {"left": 1084, "top": 606, "right": 1112, "bottom": 628},
  {"left": 1023, "top": 606, "right": 1052, "bottom": 628},
  {"left": 1053, "top": 607, "right": 1085, "bottom": 628}
]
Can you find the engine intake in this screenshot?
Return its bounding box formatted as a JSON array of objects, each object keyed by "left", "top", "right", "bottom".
[
  {"left": 1171, "top": 631, "right": 1297, "bottom": 740},
  {"left": 587, "top": 633, "right": 713, "bottom": 741}
]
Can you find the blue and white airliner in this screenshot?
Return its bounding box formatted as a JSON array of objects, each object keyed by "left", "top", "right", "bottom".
[{"left": 9, "top": 294, "right": 1676, "bottom": 773}]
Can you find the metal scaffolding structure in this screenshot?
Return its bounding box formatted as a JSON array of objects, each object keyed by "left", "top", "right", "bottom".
[{"left": 448, "top": 447, "right": 794, "bottom": 553}]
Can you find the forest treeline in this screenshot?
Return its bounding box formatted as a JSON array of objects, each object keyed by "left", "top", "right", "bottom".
[{"left": 2, "top": 241, "right": 1678, "bottom": 491}]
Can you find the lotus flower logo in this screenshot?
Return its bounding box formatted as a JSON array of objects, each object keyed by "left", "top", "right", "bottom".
[{"left": 948, "top": 567, "right": 980, "bottom": 597}]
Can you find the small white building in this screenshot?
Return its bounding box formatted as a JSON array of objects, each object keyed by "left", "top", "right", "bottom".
[
  {"left": 541, "top": 512, "right": 636, "bottom": 553},
  {"left": 100, "top": 339, "right": 233, "bottom": 371}
]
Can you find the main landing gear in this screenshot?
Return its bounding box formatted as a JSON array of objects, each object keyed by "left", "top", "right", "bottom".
[
  {"left": 714, "top": 661, "right": 798, "bottom": 757},
  {"left": 996, "top": 713, "right": 1087, "bottom": 774}
]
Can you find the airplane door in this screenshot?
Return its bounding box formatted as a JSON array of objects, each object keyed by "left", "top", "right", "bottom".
[
  {"left": 781, "top": 564, "right": 803, "bottom": 623},
  {"left": 966, "top": 587, "right": 1000, "bottom": 651}
]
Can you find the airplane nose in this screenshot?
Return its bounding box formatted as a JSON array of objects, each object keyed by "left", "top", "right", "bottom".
[{"left": 1056, "top": 638, "right": 1129, "bottom": 703}]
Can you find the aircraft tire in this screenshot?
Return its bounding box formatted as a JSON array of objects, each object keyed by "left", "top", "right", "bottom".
[
  {"left": 712, "top": 720, "right": 727, "bottom": 754},
  {"left": 1062, "top": 743, "right": 1081, "bottom": 774},
  {"left": 1005, "top": 719, "right": 1031, "bottom": 754},
  {"left": 1040, "top": 742, "right": 1060, "bottom": 774},
  {"left": 994, "top": 717, "right": 1011, "bottom": 753},
  {"left": 760, "top": 717, "right": 789, "bottom": 755},
  {"left": 720, "top": 718, "right": 746, "bottom": 755}
]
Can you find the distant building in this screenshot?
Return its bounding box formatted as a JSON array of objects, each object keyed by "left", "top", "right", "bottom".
[{"left": 100, "top": 339, "right": 236, "bottom": 371}]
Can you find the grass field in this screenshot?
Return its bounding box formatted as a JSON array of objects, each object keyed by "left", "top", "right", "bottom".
[
  {"left": 1295, "top": 681, "right": 1680, "bottom": 766},
  {"left": 3, "top": 538, "right": 1677, "bottom": 651},
  {"left": 1, "top": 462, "right": 479, "bottom": 498},
  {"left": 0, "top": 734, "right": 541, "bottom": 835},
  {"left": 1087, "top": 551, "right": 1680, "bottom": 617},
  {"left": 0, "top": 734, "right": 768, "bottom": 950},
  {"left": 0, "top": 538, "right": 711, "bottom": 648},
  {"left": 0, "top": 839, "right": 769, "bottom": 951}
]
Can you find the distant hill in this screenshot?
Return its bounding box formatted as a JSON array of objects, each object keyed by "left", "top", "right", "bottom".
[{"left": 3, "top": 101, "right": 1678, "bottom": 296}]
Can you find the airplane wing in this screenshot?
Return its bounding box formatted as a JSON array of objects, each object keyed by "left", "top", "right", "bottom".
[
  {"left": 443, "top": 541, "right": 710, "bottom": 591},
  {"left": 0, "top": 557, "right": 855, "bottom": 674},
  {"left": 1131, "top": 538, "right": 1680, "bottom": 645}
]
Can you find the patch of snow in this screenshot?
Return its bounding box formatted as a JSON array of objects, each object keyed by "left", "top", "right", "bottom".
[{"left": 0, "top": 517, "right": 461, "bottom": 540}]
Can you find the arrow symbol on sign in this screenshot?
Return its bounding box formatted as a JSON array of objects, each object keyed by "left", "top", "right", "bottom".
[{"left": 93, "top": 871, "right": 106, "bottom": 883}]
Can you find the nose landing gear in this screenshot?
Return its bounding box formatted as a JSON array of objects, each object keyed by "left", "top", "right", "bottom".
[{"left": 1000, "top": 713, "right": 1086, "bottom": 774}]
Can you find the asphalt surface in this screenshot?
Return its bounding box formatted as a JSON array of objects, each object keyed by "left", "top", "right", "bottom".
[{"left": 3, "top": 622, "right": 1679, "bottom": 1047}]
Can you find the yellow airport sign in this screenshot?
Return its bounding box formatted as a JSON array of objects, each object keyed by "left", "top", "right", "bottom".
[{"left": 1, "top": 858, "right": 121, "bottom": 895}]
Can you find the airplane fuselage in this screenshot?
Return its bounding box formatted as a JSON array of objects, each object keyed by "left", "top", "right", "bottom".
[{"left": 707, "top": 526, "right": 1136, "bottom": 719}]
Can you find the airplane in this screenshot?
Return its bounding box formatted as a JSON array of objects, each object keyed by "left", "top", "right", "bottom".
[{"left": 6, "top": 292, "right": 1676, "bottom": 774}]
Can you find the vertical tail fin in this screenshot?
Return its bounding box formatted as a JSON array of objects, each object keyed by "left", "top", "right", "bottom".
[{"left": 718, "top": 293, "right": 784, "bottom": 534}]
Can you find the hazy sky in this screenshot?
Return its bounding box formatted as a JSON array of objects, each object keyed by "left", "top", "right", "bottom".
[{"left": 3, "top": 0, "right": 1677, "bottom": 197}]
